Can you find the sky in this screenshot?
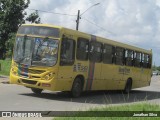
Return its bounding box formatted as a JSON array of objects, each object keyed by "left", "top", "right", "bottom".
[{"left": 27, "top": 0, "right": 160, "bottom": 66}]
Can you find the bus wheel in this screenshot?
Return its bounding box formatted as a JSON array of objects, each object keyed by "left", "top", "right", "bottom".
[
  {"left": 71, "top": 78, "right": 82, "bottom": 98},
  {"left": 31, "top": 88, "right": 43, "bottom": 94},
  {"left": 124, "top": 79, "right": 132, "bottom": 94}
]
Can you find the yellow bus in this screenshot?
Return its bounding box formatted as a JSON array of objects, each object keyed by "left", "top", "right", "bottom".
[{"left": 10, "top": 24, "right": 152, "bottom": 97}]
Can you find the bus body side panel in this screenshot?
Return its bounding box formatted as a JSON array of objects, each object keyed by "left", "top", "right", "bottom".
[
  {"left": 139, "top": 68, "right": 151, "bottom": 87},
  {"left": 56, "top": 66, "right": 74, "bottom": 91},
  {"left": 100, "top": 64, "right": 115, "bottom": 90},
  {"left": 112, "top": 65, "right": 125, "bottom": 90},
  {"left": 90, "top": 63, "right": 103, "bottom": 90},
  {"left": 99, "top": 64, "right": 125, "bottom": 91},
  {"left": 130, "top": 67, "right": 141, "bottom": 88}
]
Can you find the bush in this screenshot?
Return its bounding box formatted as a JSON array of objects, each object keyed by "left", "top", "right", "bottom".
[{"left": 0, "top": 60, "right": 11, "bottom": 76}]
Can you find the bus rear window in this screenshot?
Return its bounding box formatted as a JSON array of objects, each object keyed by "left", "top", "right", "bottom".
[{"left": 18, "top": 26, "right": 60, "bottom": 38}]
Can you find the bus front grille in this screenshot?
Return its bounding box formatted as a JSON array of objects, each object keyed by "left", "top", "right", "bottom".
[
  {"left": 21, "top": 79, "right": 37, "bottom": 85},
  {"left": 18, "top": 66, "right": 45, "bottom": 75},
  {"left": 28, "top": 69, "right": 46, "bottom": 74},
  {"left": 18, "top": 68, "right": 45, "bottom": 77}
]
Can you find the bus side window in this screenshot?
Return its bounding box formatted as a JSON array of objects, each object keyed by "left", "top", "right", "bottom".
[
  {"left": 89, "top": 41, "right": 102, "bottom": 62},
  {"left": 134, "top": 52, "right": 141, "bottom": 67},
  {"left": 125, "top": 49, "right": 133, "bottom": 66},
  {"left": 60, "top": 37, "right": 75, "bottom": 66},
  {"left": 76, "top": 38, "right": 89, "bottom": 61},
  {"left": 141, "top": 53, "right": 144, "bottom": 67},
  {"left": 143, "top": 54, "right": 148, "bottom": 68},
  {"left": 115, "top": 47, "right": 125, "bottom": 65},
  {"left": 148, "top": 55, "right": 152, "bottom": 68},
  {"left": 103, "top": 44, "right": 114, "bottom": 64}
]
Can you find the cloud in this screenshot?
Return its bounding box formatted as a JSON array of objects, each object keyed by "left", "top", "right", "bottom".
[{"left": 28, "top": 0, "right": 160, "bottom": 66}]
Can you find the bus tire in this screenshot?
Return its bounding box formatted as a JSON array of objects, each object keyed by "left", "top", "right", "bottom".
[
  {"left": 71, "top": 78, "right": 82, "bottom": 98},
  {"left": 31, "top": 88, "right": 43, "bottom": 94},
  {"left": 124, "top": 79, "right": 132, "bottom": 94}
]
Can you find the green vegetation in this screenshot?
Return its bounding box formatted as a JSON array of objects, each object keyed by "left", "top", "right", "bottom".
[
  {"left": 55, "top": 103, "right": 160, "bottom": 120},
  {"left": 0, "top": 0, "right": 41, "bottom": 59},
  {"left": 0, "top": 60, "right": 11, "bottom": 76},
  {"left": 152, "top": 65, "right": 160, "bottom": 71}
]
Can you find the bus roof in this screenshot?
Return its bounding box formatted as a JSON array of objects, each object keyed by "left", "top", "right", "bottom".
[
  {"left": 21, "top": 24, "right": 152, "bottom": 54},
  {"left": 22, "top": 24, "right": 63, "bottom": 29}
]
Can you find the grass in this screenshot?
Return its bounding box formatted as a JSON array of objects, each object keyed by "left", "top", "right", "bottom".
[
  {"left": 54, "top": 103, "right": 160, "bottom": 120},
  {"left": 0, "top": 60, "right": 11, "bottom": 76}
]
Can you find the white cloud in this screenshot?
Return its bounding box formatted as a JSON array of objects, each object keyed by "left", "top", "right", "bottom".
[{"left": 28, "top": 0, "right": 160, "bottom": 66}]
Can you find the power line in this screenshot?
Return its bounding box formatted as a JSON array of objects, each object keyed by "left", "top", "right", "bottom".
[
  {"left": 27, "top": 8, "right": 76, "bottom": 17},
  {"left": 81, "top": 17, "right": 116, "bottom": 35},
  {"left": 81, "top": 17, "right": 141, "bottom": 46}
]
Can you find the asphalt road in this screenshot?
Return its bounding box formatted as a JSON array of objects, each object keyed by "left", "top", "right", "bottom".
[{"left": 0, "top": 76, "right": 160, "bottom": 112}]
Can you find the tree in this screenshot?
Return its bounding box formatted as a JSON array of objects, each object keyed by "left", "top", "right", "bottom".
[
  {"left": 26, "top": 10, "right": 41, "bottom": 24},
  {"left": 0, "top": 0, "right": 30, "bottom": 59},
  {"left": 152, "top": 65, "right": 157, "bottom": 71},
  {"left": 5, "top": 33, "right": 15, "bottom": 58},
  {"left": 156, "top": 66, "right": 160, "bottom": 71},
  {"left": 0, "top": 0, "right": 42, "bottom": 59}
]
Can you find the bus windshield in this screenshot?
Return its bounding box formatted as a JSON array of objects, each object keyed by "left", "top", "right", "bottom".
[{"left": 13, "top": 36, "right": 59, "bottom": 67}]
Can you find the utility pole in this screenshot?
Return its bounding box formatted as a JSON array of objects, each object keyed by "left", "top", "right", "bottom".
[
  {"left": 76, "top": 10, "right": 80, "bottom": 31},
  {"left": 75, "top": 3, "right": 100, "bottom": 31}
]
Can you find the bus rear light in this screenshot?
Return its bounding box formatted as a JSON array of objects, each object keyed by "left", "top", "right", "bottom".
[{"left": 42, "top": 83, "right": 51, "bottom": 87}]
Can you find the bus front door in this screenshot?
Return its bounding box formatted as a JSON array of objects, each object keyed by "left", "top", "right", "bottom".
[{"left": 57, "top": 38, "right": 75, "bottom": 91}]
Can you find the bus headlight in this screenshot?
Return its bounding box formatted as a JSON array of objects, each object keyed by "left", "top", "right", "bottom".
[
  {"left": 42, "top": 72, "right": 54, "bottom": 80},
  {"left": 44, "top": 75, "right": 50, "bottom": 80},
  {"left": 13, "top": 71, "right": 18, "bottom": 75},
  {"left": 11, "top": 67, "right": 18, "bottom": 75}
]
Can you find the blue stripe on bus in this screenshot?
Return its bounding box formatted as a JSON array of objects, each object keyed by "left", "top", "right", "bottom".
[{"left": 18, "top": 64, "right": 29, "bottom": 77}]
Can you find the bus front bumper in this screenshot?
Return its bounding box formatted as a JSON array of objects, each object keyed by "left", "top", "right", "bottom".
[{"left": 10, "top": 73, "right": 55, "bottom": 91}]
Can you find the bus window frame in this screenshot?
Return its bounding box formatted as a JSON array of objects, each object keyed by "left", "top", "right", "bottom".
[
  {"left": 115, "top": 47, "right": 125, "bottom": 65},
  {"left": 60, "top": 37, "right": 75, "bottom": 66},
  {"left": 76, "top": 37, "right": 89, "bottom": 61},
  {"left": 134, "top": 51, "right": 141, "bottom": 68},
  {"left": 143, "top": 53, "right": 148, "bottom": 68},
  {"left": 103, "top": 44, "right": 115, "bottom": 64},
  {"left": 89, "top": 41, "right": 103, "bottom": 63},
  {"left": 148, "top": 55, "right": 152, "bottom": 68},
  {"left": 125, "top": 49, "right": 134, "bottom": 66}
]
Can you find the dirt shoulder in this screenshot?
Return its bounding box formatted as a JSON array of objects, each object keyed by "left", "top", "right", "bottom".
[{"left": 0, "top": 75, "right": 9, "bottom": 84}]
